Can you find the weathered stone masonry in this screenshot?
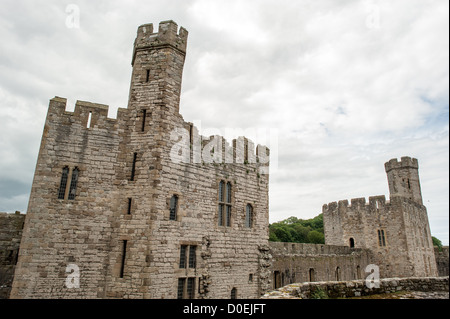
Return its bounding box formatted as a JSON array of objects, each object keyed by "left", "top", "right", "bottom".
[
  {"left": 10, "top": 20, "right": 270, "bottom": 299},
  {"left": 0, "top": 212, "right": 25, "bottom": 299}
]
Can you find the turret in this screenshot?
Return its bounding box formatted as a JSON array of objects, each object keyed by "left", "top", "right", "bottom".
[
  {"left": 128, "top": 20, "right": 188, "bottom": 116},
  {"left": 385, "top": 157, "right": 423, "bottom": 205}
]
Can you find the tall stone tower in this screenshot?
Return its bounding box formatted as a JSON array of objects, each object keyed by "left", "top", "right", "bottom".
[
  {"left": 11, "top": 21, "right": 270, "bottom": 299},
  {"left": 385, "top": 157, "right": 423, "bottom": 205},
  {"left": 323, "top": 157, "right": 438, "bottom": 278}
]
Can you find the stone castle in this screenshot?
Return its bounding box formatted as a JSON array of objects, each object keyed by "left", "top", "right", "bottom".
[{"left": 1, "top": 21, "right": 447, "bottom": 299}]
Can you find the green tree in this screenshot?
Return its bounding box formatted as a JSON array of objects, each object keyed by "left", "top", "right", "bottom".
[
  {"left": 307, "top": 230, "right": 325, "bottom": 244},
  {"left": 432, "top": 236, "right": 443, "bottom": 251}
]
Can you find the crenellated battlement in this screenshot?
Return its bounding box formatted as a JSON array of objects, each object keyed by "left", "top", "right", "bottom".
[
  {"left": 385, "top": 156, "right": 419, "bottom": 173},
  {"left": 132, "top": 20, "right": 188, "bottom": 65},
  {"left": 48, "top": 97, "right": 124, "bottom": 131},
  {"left": 323, "top": 195, "right": 389, "bottom": 213}
]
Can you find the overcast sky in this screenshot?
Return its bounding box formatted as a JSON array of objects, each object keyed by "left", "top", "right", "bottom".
[{"left": 0, "top": 0, "right": 448, "bottom": 244}]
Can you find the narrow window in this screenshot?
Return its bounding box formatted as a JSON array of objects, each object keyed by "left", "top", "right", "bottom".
[
  {"left": 219, "top": 181, "right": 225, "bottom": 202},
  {"left": 170, "top": 195, "right": 178, "bottom": 221},
  {"left": 226, "top": 206, "right": 231, "bottom": 227},
  {"left": 58, "top": 167, "right": 69, "bottom": 199},
  {"left": 230, "top": 288, "right": 237, "bottom": 299},
  {"left": 127, "top": 198, "right": 132, "bottom": 215},
  {"left": 218, "top": 181, "right": 225, "bottom": 226},
  {"left": 356, "top": 265, "right": 361, "bottom": 279},
  {"left": 141, "top": 109, "right": 147, "bottom": 132},
  {"left": 218, "top": 204, "right": 224, "bottom": 227},
  {"left": 87, "top": 111, "right": 92, "bottom": 128},
  {"left": 187, "top": 278, "right": 195, "bottom": 299},
  {"left": 407, "top": 179, "right": 411, "bottom": 189},
  {"left": 377, "top": 230, "right": 382, "bottom": 246},
  {"left": 226, "top": 182, "right": 232, "bottom": 203},
  {"left": 146, "top": 69, "right": 150, "bottom": 82},
  {"left": 68, "top": 167, "right": 79, "bottom": 200},
  {"left": 179, "top": 245, "right": 187, "bottom": 268},
  {"left": 225, "top": 182, "right": 232, "bottom": 227},
  {"left": 309, "top": 268, "right": 315, "bottom": 282},
  {"left": 130, "top": 153, "right": 137, "bottom": 181},
  {"left": 378, "top": 230, "right": 386, "bottom": 247},
  {"left": 249, "top": 274, "right": 253, "bottom": 282},
  {"left": 120, "top": 240, "right": 127, "bottom": 278},
  {"left": 188, "top": 246, "right": 196, "bottom": 269},
  {"left": 246, "top": 204, "right": 253, "bottom": 228},
  {"left": 177, "top": 278, "right": 186, "bottom": 299},
  {"left": 349, "top": 237, "right": 355, "bottom": 248}
]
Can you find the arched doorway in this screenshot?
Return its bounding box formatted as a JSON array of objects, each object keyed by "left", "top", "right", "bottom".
[{"left": 349, "top": 238, "right": 355, "bottom": 248}]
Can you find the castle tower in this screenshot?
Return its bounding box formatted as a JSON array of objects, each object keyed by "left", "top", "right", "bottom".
[
  {"left": 129, "top": 20, "right": 188, "bottom": 115},
  {"left": 385, "top": 157, "right": 423, "bottom": 205}
]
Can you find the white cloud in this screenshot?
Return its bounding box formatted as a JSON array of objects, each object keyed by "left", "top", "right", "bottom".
[{"left": 0, "top": 0, "right": 448, "bottom": 244}]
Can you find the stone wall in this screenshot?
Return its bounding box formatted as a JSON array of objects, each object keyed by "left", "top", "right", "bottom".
[
  {"left": 269, "top": 242, "right": 374, "bottom": 290},
  {"left": 263, "top": 276, "right": 449, "bottom": 299},
  {"left": 435, "top": 247, "right": 449, "bottom": 277},
  {"left": 0, "top": 212, "right": 25, "bottom": 299}
]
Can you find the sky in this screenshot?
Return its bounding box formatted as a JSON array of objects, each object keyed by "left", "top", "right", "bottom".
[{"left": 0, "top": 0, "right": 448, "bottom": 245}]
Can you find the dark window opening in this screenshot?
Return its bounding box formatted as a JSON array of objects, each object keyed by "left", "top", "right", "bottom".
[
  {"left": 407, "top": 178, "right": 411, "bottom": 189},
  {"left": 378, "top": 230, "right": 386, "bottom": 247},
  {"left": 218, "top": 204, "right": 224, "bottom": 227},
  {"left": 127, "top": 198, "right": 132, "bottom": 215},
  {"left": 335, "top": 267, "right": 341, "bottom": 281},
  {"left": 179, "top": 245, "right": 187, "bottom": 269},
  {"left": 188, "top": 246, "right": 196, "bottom": 269},
  {"left": 218, "top": 181, "right": 232, "bottom": 227},
  {"left": 246, "top": 204, "right": 253, "bottom": 228},
  {"left": 141, "top": 109, "right": 147, "bottom": 132},
  {"left": 178, "top": 277, "right": 196, "bottom": 299},
  {"left": 177, "top": 278, "right": 186, "bottom": 299},
  {"left": 274, "top": 271, "right": 281, "bottom": 289},
  {"left": 170, "top": 195, "right": 178, "bottom": 221},
  {"left": 68, "top": 167, "right": 79, "bottom": 200},
  {"left": 130, "top": 153, "right": 137, "bottom": 181},
  {"left": 120, "top": 240, "right": 128, "bottom": 278},
  {"left": 146, "top": 69, "right": 150, "bottom": 82},
  {"left": 309, "top": 268, "right": 315, "bottom": 282},
  {"left": 58, "top": 167, "right": 70, "bottom": 199},
  {"left": 226, "top": 205, "right": 231, "bottom": 227},
  {"left": 349, "top": 237, "right": 355, "bottom": 248},
  {"left": 230, "top": 288, "right": 237, "bottom": 299},
  {"left": 187, "top": 278, "right": 195, "bottom": 299}
]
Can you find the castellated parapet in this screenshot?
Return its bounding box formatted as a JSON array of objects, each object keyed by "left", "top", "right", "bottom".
[
  {"left": 323, "top": 157, "right": 437, "bottom": 279},
  {"left": 11, "top": 21, "right": 270, "bottom": 299}
]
